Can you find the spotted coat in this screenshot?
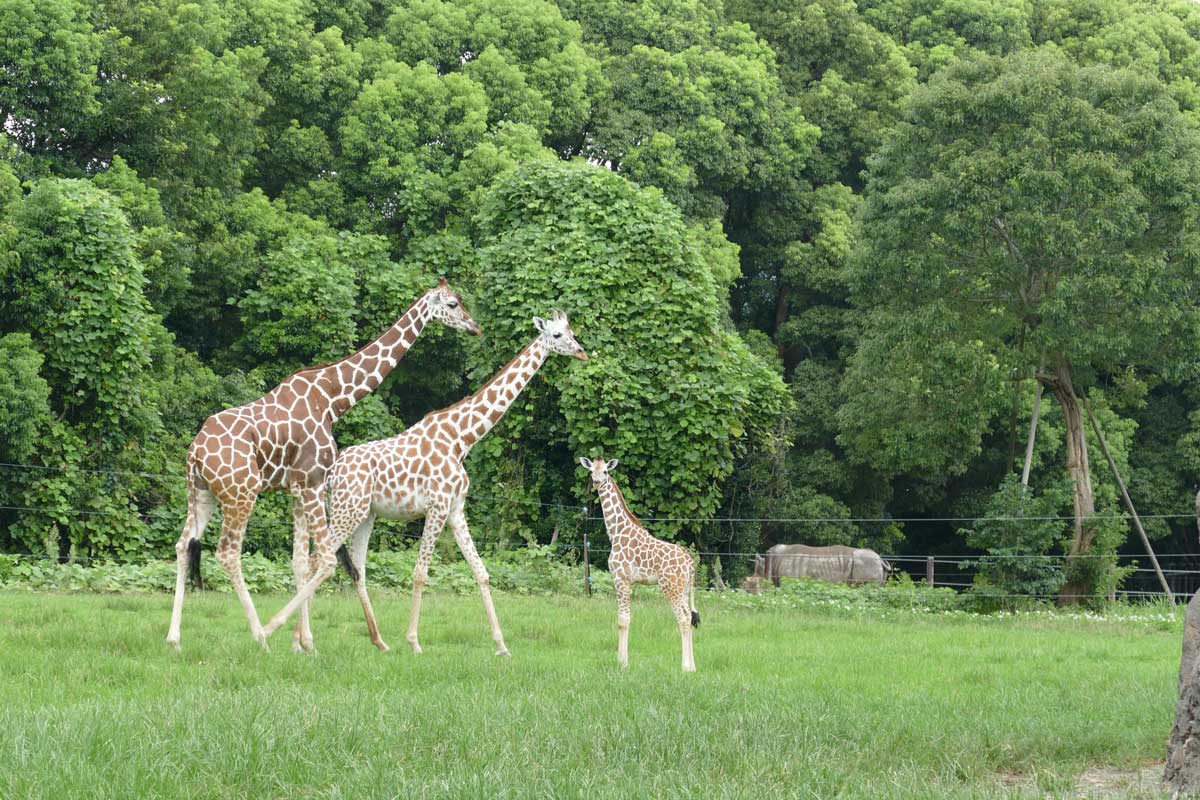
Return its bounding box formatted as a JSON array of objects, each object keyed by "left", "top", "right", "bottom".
[
  {"left": 260, "top": 311, "right": 588, "bottom": 655},
  {"left": 582, "top": 457, "right": 698, "bottom": 672},
  {"left": 166, "top": 280, "right": 480, "bottom": 651}
]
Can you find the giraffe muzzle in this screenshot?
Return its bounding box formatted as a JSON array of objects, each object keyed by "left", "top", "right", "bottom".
[{"left": 574, "top": 350, "right": 589, "bottom": 361}]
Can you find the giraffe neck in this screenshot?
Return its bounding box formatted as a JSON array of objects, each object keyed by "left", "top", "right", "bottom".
[
  {"left": 324, "top": 295, "right": 432, "bottom": 419},
  {"left": 451, "top": 338, "right": 549, "bottom": 455},
  {"left": 598, "top": 479, "right": 645, "bottom": 540}
]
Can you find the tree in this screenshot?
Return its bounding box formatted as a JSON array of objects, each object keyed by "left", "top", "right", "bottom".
[
  {"left": 0, "top": 0, "right": 101, "bottom": 154},
  {"left": 468, "top": 160, "right": 789, "bottom": 548},
  {"left": 1, "top": 179, "right": 162, "bottom": 451},
  {"left": 847, "top": 48, "right": 1200, "bottom": 603}
]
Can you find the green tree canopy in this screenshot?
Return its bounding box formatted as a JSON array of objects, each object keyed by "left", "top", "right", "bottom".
[
  {"left": 846, "top": 47, "right": 1200, "bottom": 600},
  {"left": 468, "top": 160, "right": 789, "bottom": 542}
]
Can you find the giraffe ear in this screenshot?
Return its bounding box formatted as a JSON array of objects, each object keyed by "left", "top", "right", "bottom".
[
  {"left": 533, "top": 316, "right": 547, "bottom": 332},
  {"left": 437, "top": 276, "right": 448, "bottom": 287},
  {"left": 579, "top": 457, "right": 592, "bottom": 469},
  {"left": 605, "top": 459, "right": 619, "bottom": 471}
]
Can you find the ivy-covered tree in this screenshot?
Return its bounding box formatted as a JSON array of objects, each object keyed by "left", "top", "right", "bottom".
[
  {"left": 467, "top": 160, "right": 789, "bottom": 558},
  {"left": 1, "top": 179, "right": 162, "bottom": 451}
]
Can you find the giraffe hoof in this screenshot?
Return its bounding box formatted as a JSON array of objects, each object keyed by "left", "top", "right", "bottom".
[
  {"left": 495, "top": 648, "right": 512, "bottom": 658},
  {"left": 409, "top": 643, "right": 423, "bottom": 654},
  {"left": 374, "top": 641, "right": 391, "bottom": 653},
  {"left": 166, "top": 638, "right": 181, "bottom": 652}
]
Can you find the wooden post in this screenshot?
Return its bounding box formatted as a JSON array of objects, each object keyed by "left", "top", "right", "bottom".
[
  {"left": 583, "top": 529, "right": 592, "bottom": 597},
  {"left": 1021, "top": 380, "right": 1044, "bottom": 488},
  {"left": 1083, "top": 397, "right": 1173, "bottom": 604},
  {"left": 926, "top": 556, "right": 935, "bottom": 587}
]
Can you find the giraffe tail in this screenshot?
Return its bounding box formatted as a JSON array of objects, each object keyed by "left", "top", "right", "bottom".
[
  {"left": 185, "top": 460, "right": 204, "bottom": 590},
  {"left": 336, "top": 545, "right": 359, "bottom": 583},
  {"left": 689, "top": 582, "right": 700, "bottom": 627}
]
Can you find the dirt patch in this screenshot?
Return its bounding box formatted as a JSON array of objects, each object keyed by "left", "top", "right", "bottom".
[
  {"left": 1072, "top": 763, "right": 1166, "bottom": 799},
  {"left": 996, "top": 763, "right": 1168, "bottom": 798}
]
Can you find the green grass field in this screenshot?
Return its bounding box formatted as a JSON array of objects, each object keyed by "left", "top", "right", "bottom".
[{"left": 0, "top": 590, "right": 1183, "bottom": 799}]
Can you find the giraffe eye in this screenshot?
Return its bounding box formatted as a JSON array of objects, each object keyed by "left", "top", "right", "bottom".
[{"left": 553, "top": 332, "right": 562, "bottom": 339}]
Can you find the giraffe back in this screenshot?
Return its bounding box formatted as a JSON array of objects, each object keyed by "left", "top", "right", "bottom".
[{"left": 190, "top": 370, "right": 338, "bottom": 495}]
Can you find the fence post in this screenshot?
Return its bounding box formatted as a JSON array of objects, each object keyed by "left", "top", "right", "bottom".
[
  {"left": 926, "top": 556, "right": 935, "bottom": 587},
  {"left": 583, "top": 525, "right": 592, "bottom": 597}
]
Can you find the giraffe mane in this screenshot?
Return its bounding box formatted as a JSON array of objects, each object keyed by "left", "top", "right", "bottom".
[
  {"left": 426, "top": 338, "right": 538, "bottom": 418},
  {"left": 609, "top": 478, "right": 644, "bottom": 528},
  {"left": 281, "top": 293, "right": 431, "bottom": 381}
]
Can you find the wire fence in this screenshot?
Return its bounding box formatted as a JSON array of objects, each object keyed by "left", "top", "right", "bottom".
[{"left": 2, "top": 459, "right": 1199, "bottom": 602}]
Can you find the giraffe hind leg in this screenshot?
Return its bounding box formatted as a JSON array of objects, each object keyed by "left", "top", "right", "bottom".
[
  {"left": 664, "top": 579, "right": 696, "bottom": 673},
  {"left": 166, "top": 485, "right": 216, "bottom": 650},
  {"left": 347, "top": 515, "right": 388, "bottom": 652}
]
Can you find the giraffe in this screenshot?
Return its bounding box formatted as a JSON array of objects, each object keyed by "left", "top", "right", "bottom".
[
  {"left": 260, "top": 310, "right": 589, "bottom": 655},
  {"left": 165, "top": 279, "right": 481, "bottom": 652},
  {"left": 580, "top": 456, "right": 699, "bottom": 672}
]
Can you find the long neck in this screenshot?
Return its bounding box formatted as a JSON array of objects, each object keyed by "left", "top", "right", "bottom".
[
  {"left": 452, "top": 338, "right": 549, "bottom": 454},
  {"left": 326, "top": 295, "right": 432, "bottom": 419},
  {"left": 598, "top": 478, "right": 642, "bottom": 533}
]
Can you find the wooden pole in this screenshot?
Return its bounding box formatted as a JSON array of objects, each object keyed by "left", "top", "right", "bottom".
[
  {"left": 1083, "top": 397, "right": 1173, "bottom": 604},
  {"left": 1021, "top": 381, "right": 1044, "bottom": 488},
  {"left": 583, "top": 529, "right": 592, "bottom": 597},
  {"left": 926, "top": 556, "right": 935, "bottom": 587}
]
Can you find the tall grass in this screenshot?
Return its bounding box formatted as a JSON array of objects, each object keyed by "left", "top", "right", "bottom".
[{"left": 0, "top": 590, "right": 1182, "bottom": 798}]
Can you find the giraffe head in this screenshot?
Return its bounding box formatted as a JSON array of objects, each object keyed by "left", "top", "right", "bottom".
[
  {"left": 580, "top": 456, "right": 619, "bottom": 488},
  {"left": 427, "top": 277, "right": 482, "bottom": 336},
  {"left": 533, "top": 310, "right": 588, "bottom": 360}
]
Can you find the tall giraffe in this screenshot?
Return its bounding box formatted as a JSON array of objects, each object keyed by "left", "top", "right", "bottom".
[
  {"left": 166, "top": 279, "right": 481, "bottom": 652},
  {"left": 260, "top": 311, "right": 588, "bottom": 655},
  {"left": 580, "top": 457, "right": 699, "bottom": 672}
]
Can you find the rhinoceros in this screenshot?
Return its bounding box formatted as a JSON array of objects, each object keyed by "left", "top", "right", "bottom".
[{"left": 759, "top": 544, "right": 891, "bottom": 587}]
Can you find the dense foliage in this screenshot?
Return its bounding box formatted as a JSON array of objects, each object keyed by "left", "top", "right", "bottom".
[{"left": 4, "top": 0, "right": 1200, "bottom": 600}]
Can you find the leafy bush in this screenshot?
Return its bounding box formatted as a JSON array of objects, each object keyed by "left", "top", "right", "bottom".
[
  {"left": 960, "top": 475, "right": 1069, "bottom": 609},
  {"left": 724, "top": 573, "right": 965, "bottom": 614},
  {"left": 0, "top": 545, "right": 599, "bottom": 597}
]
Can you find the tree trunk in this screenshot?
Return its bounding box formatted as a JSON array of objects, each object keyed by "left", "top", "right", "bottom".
[
  {"left": 1165, "top": 584, "right": 1200, "bottom": 792},
  {"left": 1047, "top": 363, "right": 1097, "bottom": 606},
  {"left": 773, "top": 282, "right": 791, "bottom": 362}
]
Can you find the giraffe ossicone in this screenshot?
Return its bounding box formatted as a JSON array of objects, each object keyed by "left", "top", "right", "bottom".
[
  {"left": 581, "top": 456, "right": 699, "bottom": 672},
  {"left": 260, "top": 311, "right": 589, "bottom": 655},
  {"left": 165, "top": 280, "right": 481, "bottom": 652}
]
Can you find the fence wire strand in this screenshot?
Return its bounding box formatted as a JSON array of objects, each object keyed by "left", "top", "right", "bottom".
[{"left": 3, "top": 459, "right": 1200, "bottom": 601}]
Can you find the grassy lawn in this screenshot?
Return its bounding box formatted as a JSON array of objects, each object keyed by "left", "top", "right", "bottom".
[{"left": 0, "top": 589, "right": 1183, "bottom": 799}]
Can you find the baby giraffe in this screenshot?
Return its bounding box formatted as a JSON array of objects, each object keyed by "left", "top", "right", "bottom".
[
  {"left": 261, "top": 311, "right": 589, "bottom": 655},
  {"left": 581, "top": 457, "right": 699, "bottom": 672}
]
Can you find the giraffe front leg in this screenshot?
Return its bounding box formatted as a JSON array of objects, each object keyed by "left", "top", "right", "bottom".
[
  {"left": 213, "top": 497, "right": 267, "bottom": 649},
  {"left": 615, "top": 577, "right": 631, "bottom": 668},
  {"left": 293, "top": 485, "right": 332, "bottom": 653},
  {"left": 407, "top": 509, "right": 447, "bottom": 654},
  {"left": 449, "top": 509, "right": 509, "bottom": 656},
  {"left": 289, "top": 490, "right": 314, "bottom": 654}
]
